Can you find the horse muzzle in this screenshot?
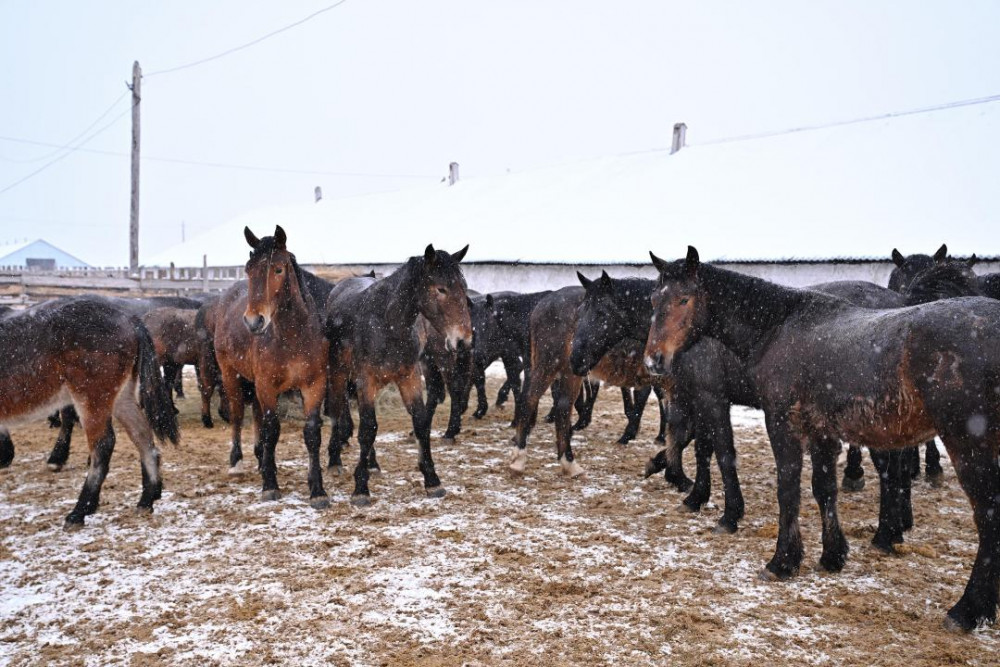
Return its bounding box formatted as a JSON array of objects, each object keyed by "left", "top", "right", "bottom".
[
  {"left": 243, "top": 313, "right": 271, "bottom": 335},
  {"left": 644, "top": 352, "right": 672, "bottom": 376},
  {"left": 445, "top": 328, "right": 473, "bottom": 353}
]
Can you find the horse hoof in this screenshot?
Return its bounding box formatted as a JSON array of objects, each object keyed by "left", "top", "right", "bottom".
[
  {"left": 328, "top": 465, "right": 343, "bottom": 476},
  {"left": 201, "top": 415, "right": 214, "bottom": 429},
  {"left": 643, "top": 461, "right": 660, "bottom": 479},
  {"left": 261, "top": 489, "right": 281, "bottom": 502},
  {"left": 441, "top": 437, "right": 456, "bottom": 446},
  {"left": 559, "top": 456, "right": 586, "bottom": 479},
  {"left": 508, "top": 448, "right": 527, "bottom": 475},
  {"left": 227, "top": 461, "right": 244, "bottom": 476},
  {"left": 350, "top": 495, "right": 372, "bottom": 508},
  {"left": 841, "top": 476, "right": 865, "bottom": 492},
  {"left": 368, "top": 466, "right": 382, "bottom": 475},
  {"left": 757, "top": 567, "right": 795, "bottom": 583},
  {"left": 47, "top": 462, "right": 64, "bottom": 472},
  {"left": 927, "top": 471, "right": 945, "bottom": 488},
  {"left": 309, "top": 496, "right": 331, "bottom": 510},
  {"left": 713, "top": 521, "right": 738, "bottom": 535},
  {"left": 426, "top": 486, "right": 447, "bottom": 499},
  {"left": 63, "top": 518, "right": 84, "bottom": 532},
  {"left": 135, "top": 505, "right": 154, "bottom": 516}
]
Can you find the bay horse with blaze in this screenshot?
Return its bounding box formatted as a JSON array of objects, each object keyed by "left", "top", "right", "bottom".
[{"left": 213, "top": 226, "right": 331, "bottom": 507}]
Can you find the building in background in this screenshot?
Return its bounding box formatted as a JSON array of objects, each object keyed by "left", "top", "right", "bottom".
[{"left": 0, "top": 239, "right": 91, "bottom": 270}]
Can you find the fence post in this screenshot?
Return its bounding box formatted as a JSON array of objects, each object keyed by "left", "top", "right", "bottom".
[{"left": 203, "top": 255, "right": 208, "bottom": 292}]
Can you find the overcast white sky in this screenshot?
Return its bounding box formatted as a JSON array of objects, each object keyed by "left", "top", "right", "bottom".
[{"left": 1, "top": 1, "right": 999, "bottom": 266}]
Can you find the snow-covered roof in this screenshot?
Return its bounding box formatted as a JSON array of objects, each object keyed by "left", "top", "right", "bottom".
[
  {"left": 0, "top": 239, "right": 91, "bottom": 268},
  {"left": 146, "top": 100, "right": 1000, "bottom": 267}
]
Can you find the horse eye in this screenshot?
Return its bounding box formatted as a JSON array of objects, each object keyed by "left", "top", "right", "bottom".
[
  {"left": 275, "top": 267, "right": 283, "bottom": 275},
  {"left": 679, "top": 298, "right": 689, "bottom": 305},
  {"left": 437, "top": 287, "right": 447, "bottom": 295}
]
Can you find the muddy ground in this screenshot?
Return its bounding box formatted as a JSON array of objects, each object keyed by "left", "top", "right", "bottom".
[{"left": 1, "top": 373, "right": 999, "bottom": 666}]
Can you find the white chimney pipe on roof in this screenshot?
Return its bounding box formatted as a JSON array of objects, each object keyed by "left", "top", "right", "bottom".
[{"left": 671, "top": 122, "right": 687, "bottom": 154}]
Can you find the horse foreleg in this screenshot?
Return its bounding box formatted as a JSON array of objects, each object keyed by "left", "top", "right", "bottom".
[
  {"left": 472, "top": 365, "right": 489, "bottom": 419},
  {"left": 552, "top": 375, "right": 585, "bottom": 478},
  {"left": 706, "top": 399, "right": 744, "bottom": 534},
  {"left": 762, "top": 417, "right": 805, "bottom": 580},
  {"left": 618, "top": 386, "right": 652, "bottom": 445},
  {"left": 46, "top": 404, "right": 77, "bottom": 471},
  {"left": 811, "top": 437, "right": 849, "bottom": 572},
  {"left": 196, "top": 357, "right": 216, "bottom": 428},
  {"left": 255, "top": 388, "right": 281, "bottom": 502},
  {"left": 350, "top": 379, "right": 380, "bottom": 506},
  {"left": 925, "top": 438, "right": 944, "bottom": 485},
  {"left": 399, "top": 369, "right": 445, "bottom": 498},
  {"left": 571, "top": 379, "right": 599, "bottom": 431},
  {"left": 870, "top": 449, "right": 906, "bottom": 553},
  {"left": 841, "top": 444, "right": 865, "bottom": 491},
  {"left": 509, "top": 361, "right": 551, "bottom": 475},
  {"left": 301, "top": 380, "right": 329, "bottom": 509}
]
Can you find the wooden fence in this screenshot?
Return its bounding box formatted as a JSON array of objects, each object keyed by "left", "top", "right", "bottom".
[{"left": 0, "top": 264, "right": 369, "bottom": 306}]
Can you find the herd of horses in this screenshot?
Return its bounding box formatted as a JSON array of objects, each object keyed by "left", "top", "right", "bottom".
[{"left": 2, "top": 228, "right": 1000, "bottom": 633}]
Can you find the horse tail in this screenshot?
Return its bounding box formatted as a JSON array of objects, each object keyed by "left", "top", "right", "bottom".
[{"left": 135, "top": 319, "right": 180, "bottom": 445}]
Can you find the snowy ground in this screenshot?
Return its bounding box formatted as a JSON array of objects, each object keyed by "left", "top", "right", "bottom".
[{"left": 1, "top": 377, "right": 998, "bottom": 666}]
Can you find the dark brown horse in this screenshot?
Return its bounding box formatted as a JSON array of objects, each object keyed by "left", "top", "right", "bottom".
[
  {"left": 0, "top": 296, "right": 178, "bottom": 528},
  {"left": 214, "top": 226, "right": 331, "bottom": 507},
  {"left": 142, "top": 307, "right": 200, "bottom": 404},
  {"left": 508, "top": 284, "right": 668, "bottom": 479},
  {"left": 646, "top": 247, "right": 1000, "bottom": 631},
  {"left": 325, "top": 245, "right": 473, "bottom": 506}
]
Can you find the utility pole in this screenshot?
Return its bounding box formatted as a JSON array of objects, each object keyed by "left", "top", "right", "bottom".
[{"left": 129, "top": 61, "right": 141, "bottom": 273}]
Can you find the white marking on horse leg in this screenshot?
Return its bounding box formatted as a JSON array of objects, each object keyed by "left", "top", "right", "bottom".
[
  {"left": 508, "top": 447, "right": 527, "bottom": 474},
  {"left": 228, "top": 455, "right": 244, "bottom": 476},
  {"left": 559, "top": 455, "right": 586, "bottom": 479}
]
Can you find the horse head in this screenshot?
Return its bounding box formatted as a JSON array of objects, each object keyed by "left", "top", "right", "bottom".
[
  {"left": 644, "top": 247, "right": 708, "bottom": 376},
  {"left": 242, "top": 225, "right": 305, "bottom": 335},
  {"left": 415, "top": 244, "right": 473, "bottom": 352},
  {"left": 571, "top": 271, "right": 629, "bottom": 376}
]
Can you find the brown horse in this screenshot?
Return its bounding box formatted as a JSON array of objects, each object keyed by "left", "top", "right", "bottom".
[
  {"left": 194, "top": 295, "right": 231, "bottom": 428},
  {"left": 213, "top": 226, "right": 331, "bottom": 508},
  {"left": 645, "top": 247, "right": 1000, "bottom": 631},
  {"left": 142, "top": 307, "right": 200, "bottom": 403},
  {"left": 0, "top": 296, "right": 178, "bottom": 528},
  {"left": 325, "top": 244, "right": 473, "bottom": 506}
]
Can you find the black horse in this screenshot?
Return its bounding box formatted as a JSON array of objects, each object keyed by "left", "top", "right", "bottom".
[
  {"left": 325, "top": 245, "right": 473, "bottom": 505},
  {"left": 646, "top": 247, "right": 1000, "bottom": 632}
]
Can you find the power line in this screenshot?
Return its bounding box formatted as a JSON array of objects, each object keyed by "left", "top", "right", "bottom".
[
  {"left": 0, "top": 91, "right": 128, "bottom": 165},
  {"left": 145, "top": 0, "right": 352, "bottom": 78},
  {"left": 696, "top": 92, "right": 1000, "bottom": 147},
  {"left": 0, "top": 134, "right": 434, "bottom": 179},
  {"left": 0, "top": 108, "right": 130, "bottom": 197}
]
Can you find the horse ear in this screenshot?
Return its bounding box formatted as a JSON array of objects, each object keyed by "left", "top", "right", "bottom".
[
  {"left": 649, "top": 251, "right": 669, "bottom": 274},
  {"left": 599, "top": 270, "right": 613, "bottom": 289},
  {"left": 891, "top": 248, "right": 905, "bottom": 267},
  {"left": 424, "top": 244, "right": 437, "bottom": 267},
  {"left": 933, "top": 244, "right": 948, "bottom": 262},
  {"left": 968, "top": 253, "right": 978, "bottom": 267},
  {"left": 485, "top": 293, "right": 494, "bottom": 310},
  {"left": 577, "top": 271, "right": 593, "bottom": 289},
  {"left": 685, "top": 246, "right": 700, "bottom": 277},
  {"left": 367, "top": 270, "right": 376, "bottom": 278},
  {"left": 451, "top": 245, "right": 469, "bottom": 263},
  {"left": 244, "top": 227, "right": 260, "bottom": 249},
  {"left": 274, "top": 225, "right": 287, "bottom": 249}
]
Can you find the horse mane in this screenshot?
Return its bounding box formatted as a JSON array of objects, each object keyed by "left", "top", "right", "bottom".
[{"left": 903, "top": 261, "right": 982, "bottom": 305}]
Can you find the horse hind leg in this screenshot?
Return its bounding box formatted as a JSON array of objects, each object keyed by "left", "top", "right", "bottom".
[
  {"left": 64, "top": 407, "right": 116, "bottom": 530},
  {"left": 46, "top": 405, "right": 77, "bottom": 471},
  {"left": 0, "top": 426, "right": 13, "bottom": 468},
  {"left": 869, "top": 449, "right": 906, "bottom": 553},
  {"left": 552, "top": 376, "right": 585, "bottom": 478},
  {"left": 113, "top": 381, "right": 163, "bottom": 513},
  {"left": 924, "top": 438, "right": 945, "bottom": 485}
]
